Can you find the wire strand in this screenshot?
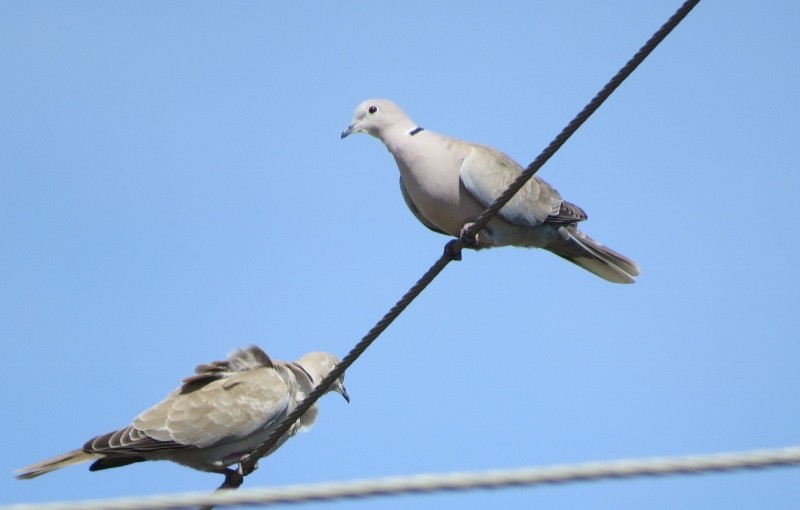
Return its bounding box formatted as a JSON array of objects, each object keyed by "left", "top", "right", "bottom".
[{"left": 7, "top": 446, "right": 799, "bottom": 510}]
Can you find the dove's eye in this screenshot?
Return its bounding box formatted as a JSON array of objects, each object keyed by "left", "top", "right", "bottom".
[{"left": 368, "top": 106, "right": 378, "bottom": 114}]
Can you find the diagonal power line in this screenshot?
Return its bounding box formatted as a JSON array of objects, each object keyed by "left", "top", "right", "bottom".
[
  {"left": 215, "top": 0, "right": 702, "bottom": 500},
  {"left": 238, "top": 0, "right": 701, "bottom": 481}
]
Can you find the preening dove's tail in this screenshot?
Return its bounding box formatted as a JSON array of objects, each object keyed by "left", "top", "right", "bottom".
[
  {"left": 15, "top": 449, "right": 95, "bottom": 480},
  {"left": 546, "top": 226, "right": 640, "bottom": 284}
]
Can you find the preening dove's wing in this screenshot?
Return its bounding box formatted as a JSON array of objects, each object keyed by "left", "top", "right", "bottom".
[
  {"left": 95, "top": 360, "right": 291, "bottom": 451},
  {"left": 15, "top": 346, "right": 348, "bottom": 479}
]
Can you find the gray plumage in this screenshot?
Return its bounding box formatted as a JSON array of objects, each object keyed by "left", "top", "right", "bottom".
[
  {"left": 341, "top": 99, "right": 639, "bottom": 284},
  {"left": 15, "top": 346, "right": 348, "bottom": 480}
]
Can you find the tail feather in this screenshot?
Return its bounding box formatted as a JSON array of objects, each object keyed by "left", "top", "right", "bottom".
[
  {"left": 15, "top": 449, "right": 96, "bottom": 480},
  {"left": 547, "top": 226, "right": 640, "bottom": 284}
]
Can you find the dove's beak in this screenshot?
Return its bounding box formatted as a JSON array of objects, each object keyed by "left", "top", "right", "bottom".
[
  {"left": 340, "top": 124, "right": 355, "bottom": 139},
  {"left": 338, "top": 385, "right": 350, "bottom": 403}
]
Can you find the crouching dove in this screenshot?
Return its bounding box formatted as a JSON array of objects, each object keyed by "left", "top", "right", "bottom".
[
  {"left": 16, "top": 346, "right": 349, "bottom": 481},
  {"left": 341, "top": 99, "right": 639, "bottom": 284}
]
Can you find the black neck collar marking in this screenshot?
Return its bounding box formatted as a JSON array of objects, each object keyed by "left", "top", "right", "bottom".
[{"left": 409, "top": 126, "right": 425, "bottom": 136}]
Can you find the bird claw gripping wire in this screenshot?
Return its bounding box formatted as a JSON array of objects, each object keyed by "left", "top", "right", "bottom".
[
  {"left": 444, "top": 222, "right": 482, "bottom": 261},
  {"left": 220, "top": 467, "right": 244, "bottom": 490},
  {"left": 459, "top": 222, "right": 481, "bottom": 248},
  {"left": 220, "top": 458, "right": 259, "bottom": 490}
]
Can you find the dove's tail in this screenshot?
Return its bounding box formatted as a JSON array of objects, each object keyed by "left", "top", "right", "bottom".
[
  {"left": 15, "top": 449, "right": 96, "bottom": 480},
  {"left": 546, "top": 226, "right": 640, "bottom": 284}
]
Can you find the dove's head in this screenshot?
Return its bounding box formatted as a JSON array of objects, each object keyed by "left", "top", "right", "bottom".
[
  {"left": 341, "top": 99, "right": 415, "bottom": 140},
  {"left": 296, "top": 352, "right": 349, "bottom": 403}
]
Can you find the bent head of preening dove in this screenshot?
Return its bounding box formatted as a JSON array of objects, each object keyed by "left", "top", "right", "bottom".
[
  {"left": 342, "top": 99, "right": 640, "bottom": 284},
  {"left": 15, "top": 346, "right": 348, "bottom": 480}
]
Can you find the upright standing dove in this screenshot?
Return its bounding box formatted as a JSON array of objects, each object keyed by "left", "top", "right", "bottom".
[
  {"left": 16, "top": 346, "right": 349, "bottom": 481},
  {"left": 341, "top": 99, "right": 639, "bottom": 284}
]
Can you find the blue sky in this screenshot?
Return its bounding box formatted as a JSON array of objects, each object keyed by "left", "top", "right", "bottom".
[{"left": 2, "top": 1, "right": 799, "bottom": 508}]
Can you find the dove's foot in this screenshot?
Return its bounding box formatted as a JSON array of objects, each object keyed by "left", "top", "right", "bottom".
[
  {"left": 220, "top": 457, "right": 259, "bottom": 489},
  {"left": 458, "top": 223, "right": 481, "bottom": 248},
  {"left": 221, "top": 467, "right": 244, "bottom": 489},
  {"left": 444, "top": 223, "right": 483, "bottom": 261}
]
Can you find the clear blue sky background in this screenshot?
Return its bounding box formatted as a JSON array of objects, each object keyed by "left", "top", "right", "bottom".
[{"left": 2, "top": 1, "right": 799, "bottom": 508}]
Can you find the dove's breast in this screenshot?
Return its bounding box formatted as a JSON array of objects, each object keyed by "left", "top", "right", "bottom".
[{"left": 389, "top": 132, "right": 485, "bottom": 235}]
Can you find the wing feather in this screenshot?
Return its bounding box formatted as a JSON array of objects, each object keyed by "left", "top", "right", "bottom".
[
  {"left": 460, "top": 145, "right": 567, "bottom": 227},
  {"left": 85, "top": 346, "right": 288, "bottom": 454}
]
